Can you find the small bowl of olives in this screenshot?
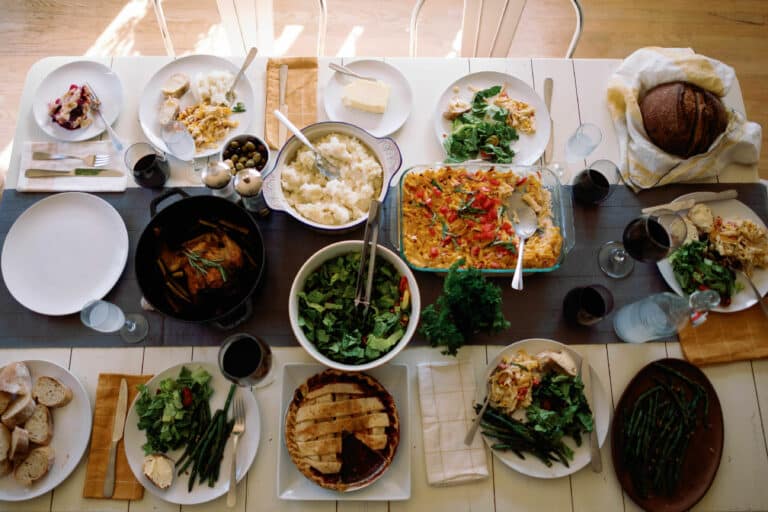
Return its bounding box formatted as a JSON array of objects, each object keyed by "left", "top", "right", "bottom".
[{"left": 221, "top": 134, "right": 270, "bottom": 175}]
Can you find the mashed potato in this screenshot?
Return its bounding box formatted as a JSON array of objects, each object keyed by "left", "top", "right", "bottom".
[{"left": 280, "top": 133, "right": 383, "bottom": 225}]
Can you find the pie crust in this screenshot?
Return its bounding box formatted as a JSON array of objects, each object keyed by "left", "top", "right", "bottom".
[{"left": 285, "top": 369, "right": 400, "bottom": 492}]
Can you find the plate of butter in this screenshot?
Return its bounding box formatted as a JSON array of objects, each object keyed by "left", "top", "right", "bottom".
[{"left": 324, "top": 59, "right": 412, "bottom": 137}]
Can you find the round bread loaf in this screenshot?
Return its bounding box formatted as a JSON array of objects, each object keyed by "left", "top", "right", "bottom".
[{"left": 640, "top": 81, "right": 728, "bottom": 159}]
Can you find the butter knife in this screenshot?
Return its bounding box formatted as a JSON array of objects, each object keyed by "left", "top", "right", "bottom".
[
  {"left": 543, "top": 78, "right": 554, "bottom": 164},
  {"left": 580, "top": 359, "right": 602, "bottom": 473},
  {"left": 104, "top": 378, "right": 128, "bottom": 497},
  {"left": 278, "top": 64, "right": 288, "bottom": 147},
  {"left": 26, "top": 168, "right": 123, "bottom": 178}
]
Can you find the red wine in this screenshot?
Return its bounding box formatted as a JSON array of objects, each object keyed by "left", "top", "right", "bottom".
[
  {"left": 219, "top": 334, "right": 272, "bottom": 384},
  {"left": 572, "top": 169, "right": 610, "bottom": 204},
  {"left": 563, "top": 285, "right": 612, "bottom": 326},
  {"left": 133, "top": 154, "right": 169, "bottom": 188},
  {"left": 623, "top": 217, "right": 670, "bottom": 262}
]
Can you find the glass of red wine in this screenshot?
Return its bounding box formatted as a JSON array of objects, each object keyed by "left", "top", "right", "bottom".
[
  {"left": 124, "top": 142, "right": 170, "bottom": 188},
  {"left": 598, "top": 210, "right": 689, "bottom": 278},
  {"left": 218, "top": 333, "right": 274, "bottom": 388},
  {"left": 572, "top": 159, "right": 618, "bottom": 205},
  {"left": 563, "top": 285, "right": 614, "bottom": 326}
]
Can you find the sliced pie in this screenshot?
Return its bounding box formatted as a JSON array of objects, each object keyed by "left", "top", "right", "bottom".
[{"left": 285, "top": 369, "right": 400, "bottom": 492}]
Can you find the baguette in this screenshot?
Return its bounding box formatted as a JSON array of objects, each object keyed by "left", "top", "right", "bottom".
[
  {"left": 0, "top": 423, "right": 10, "bottom": 462},
  {"left": 24, "top": 404, "right": 53, "bottom": 446},
  {"left": 0, "top": 391, "right": 12, "bottom": 415},
  {"left": 2, "top": 394, "right": 36, "bottom": 429},
  {"left": 0, "top": 458, "right": 11, "bottom": 477},
  {"left": 14, "top": 446, "right": 54, "bottom": 485},
  {"left": 32, "top": 376, "right": 72, "bottom": 408},
  {"left": 10, "top": 426, "right": 29, "bottom": 461},
  {"left": 0, "top": 362, "right": 32, "bottom": 396}
]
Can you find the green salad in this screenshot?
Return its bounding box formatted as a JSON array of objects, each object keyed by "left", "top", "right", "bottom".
[
  {"left": 444, "top": 85, "right": 519, "bottom": 163},
  {"left": 670, "top": 240, "right": 740, "bottom": 306},
  {"left": 297, "top": 252, "right": 411, "bottom": 364}
]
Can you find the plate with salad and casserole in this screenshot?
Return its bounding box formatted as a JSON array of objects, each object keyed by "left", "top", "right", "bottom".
[
  {"left": 434, "top": 71, "right": 550, "bottom": 165},
  {"left": 657, "top": 193, "right": 768, "bottom": 312}
]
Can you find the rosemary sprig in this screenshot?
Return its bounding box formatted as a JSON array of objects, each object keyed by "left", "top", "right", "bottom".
[{"left": 183, "top": 250, "right": 227, "bottom": 282}]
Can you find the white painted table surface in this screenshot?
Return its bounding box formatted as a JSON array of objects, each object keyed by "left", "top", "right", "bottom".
[{"left": 0, "top": 57, "right": 766, "bottom": 511}]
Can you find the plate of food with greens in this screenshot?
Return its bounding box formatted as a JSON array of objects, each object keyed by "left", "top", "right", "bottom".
[
  {"left": 474, "top": 339, "right": 610, "bottom": 478},
  {"left": 434, "top": 71, "right": 550, "bottom": 165}
]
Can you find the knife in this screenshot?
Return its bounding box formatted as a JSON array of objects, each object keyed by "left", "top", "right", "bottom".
[
  {"left": 641, "top": 189, "right": 738, "bottom": 214},
  {"left": 543, "top": 78, "right": 554, "bottom": 164},
  {"left": 26, "top": 168, "right": 123, "bottom": 178},
  {"left": 278, "top": 64, "right": 288, "bottom": 147},
  {"left": 580, "top": 358, "right": 602, "bottom": 473},
  {"left": 104, "top": 378, "right": 128, "bottom": 498}
]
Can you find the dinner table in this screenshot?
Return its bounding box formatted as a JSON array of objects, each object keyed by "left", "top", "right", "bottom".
[{"left": 0, "top": 54, "right": 767, "bottom": 512}]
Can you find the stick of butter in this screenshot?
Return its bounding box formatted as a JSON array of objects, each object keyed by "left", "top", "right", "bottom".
[{"left": 342, "top": 78, "right": 390, "bottom": 114}]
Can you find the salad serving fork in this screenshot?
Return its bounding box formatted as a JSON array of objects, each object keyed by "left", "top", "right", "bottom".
[
  {"left": 226, "top": 396, "right": 246, "bottom": 507},
  {"left": 32, "top": 151, "right": 110, "bottom": 167}
]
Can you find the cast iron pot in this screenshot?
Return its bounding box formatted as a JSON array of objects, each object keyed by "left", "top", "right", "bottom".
[{"left": 135, "top": 188, "right": 266, "bottom": 326}]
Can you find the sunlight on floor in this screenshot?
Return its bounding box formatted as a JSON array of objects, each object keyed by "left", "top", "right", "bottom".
[
  {"left": 336, "top": 26, "right": 365, "bottom": 58},
  {"left": 85, "top": 0, "right": 150, "bottom": 56},
  {"left": 446, "top": 29, "right": 462, "bottom": 58},
  {"left": 190, "top": 23, "right": 231, "bottom": 55},
  {"left": 0, "top": 141, "right": 13, "bottom": 188},
  {"left": 274, "top": 25, "right": 305, "bottom": 56}
]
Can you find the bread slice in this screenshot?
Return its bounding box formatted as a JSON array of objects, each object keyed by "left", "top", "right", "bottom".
[
  {"left": 10, "top": 426, "right": 29, "bottom": 461},
  {"left": 0, "top": 391, "right": 13, "bottom": 415},
  {"left": 32, "top": 376, "right": 72, "bottom": 408},
  {"left": 2, "top": 394, "right": 36, "bottom": 429},
  {"left": 14, "top": 446, "right": 54, "bottom": 485},
  {"left": 0, "top": 362, "right": 32, "bottom": 396},
  {"left": 0, "top": 458, "right": 11, "bottom": 477},
  {"left": 0, "top": 423, "right": 10, "bottom": 462},
  {"left": 24, "top": 404, "right": 53, "bottom": 445}
]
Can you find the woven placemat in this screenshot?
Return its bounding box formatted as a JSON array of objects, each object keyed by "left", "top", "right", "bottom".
[
  {"left": 264, "top": 57, "right": 318, "bottom": 149},
  {"left": 678, "top": 306, "right": 768, "bottom": 365}
]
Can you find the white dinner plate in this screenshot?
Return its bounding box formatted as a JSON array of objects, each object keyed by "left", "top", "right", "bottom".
[
  {"left": 324, "top": 60, "right": 413, "bottom": 137},
  {"left": 123, "top": 362, "right": 261, "bottom": 505},
  {"left": 1, "top": 192, "right": 128, "bottom": 316},
  {"left": 32, "top": 60, "right": 123, "bottom": 142},
  {"left": 434, "top": 71, "right": 550, "bottom": 165},
  {"left": 480, "top": 339, "right": 610, "bottom": 479},
  {"left": 0, "top": 360, "right": 92, "bottom": 501},
  {"left": 657, "top": 193, "right": 768, "bottom": 312},
  {"left": 278, "top": 363, "right": 410, "bottom": 500},
  {"left": 139, "top": 54, "right": 255, "bottom": 158}
]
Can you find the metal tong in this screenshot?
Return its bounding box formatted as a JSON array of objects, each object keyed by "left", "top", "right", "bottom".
[{"left": 354, "top": 200, "right": 382, "bottom": 320}]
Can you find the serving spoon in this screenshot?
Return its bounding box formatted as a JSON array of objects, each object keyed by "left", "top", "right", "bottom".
[
  {"left": 507, "top": 194, "right": 537, "bottom": 291},
  {"left": 273, "top": 109, "right": 340, "bottom": 180}
]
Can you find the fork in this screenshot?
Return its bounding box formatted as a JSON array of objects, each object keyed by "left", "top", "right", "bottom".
[
  {"left": 32, "top": 151, "right": 110, "bottom": 167},
  {"left": 226, "top": 396, "right": 246, "bottom": 508},
  {"left": 84, "top": 81, "right": 124, "bottom": 152}
]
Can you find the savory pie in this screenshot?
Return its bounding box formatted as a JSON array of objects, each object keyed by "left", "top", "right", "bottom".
[{"left": 285, "top": 369, "right": 399, "bottom": 492}]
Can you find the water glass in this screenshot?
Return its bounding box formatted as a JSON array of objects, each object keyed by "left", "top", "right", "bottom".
[
  {"left": 563, "top": 285, "right": 615, "bottom": 326},
  {"left": 218, "top": 333, "right": 274, "bottom": 388},
  {"left": 565, "top": 123, "right": 603, "bottom": 162},
  {"left": 81, "top": 299, "right": 149, "bottom": 344},
  {"left": 124, "top": 142, "right": 170, "bottom": 189}
]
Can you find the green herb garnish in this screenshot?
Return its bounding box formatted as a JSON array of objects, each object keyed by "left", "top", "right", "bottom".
[
  {"left": 232, "top": 102, "right": 246, "bottom": 113},
  {"left": 183, "top": 250, "right": 227, "bottom": 282}
]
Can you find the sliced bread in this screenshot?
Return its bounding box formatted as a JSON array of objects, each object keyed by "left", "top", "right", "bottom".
[
  {"left": 10, "top": 426, "right": 29, "bottom": 461},
  {"left": 0, "top": 391, "right": 12, "bottom": 415},
  {"left": 14, "top": 446, "right": 54, "bottom": 485},
  {"left": 24, "top": 404, "right": 53, "bottom": 446},
  {"left": 0, "top": 458, "right": 11, "bottom": 477},
  {"left": 0, "top": 362, "right": 32, "bottom": 396},
  {"left": 32, "top": 376, "right": 72, "bottom": 408},
  {"left": 1, "top": 394, "right": 36, "bottom": 429},
  {"left": 0, "top": 423, "right": 10, "bottom": 462}
]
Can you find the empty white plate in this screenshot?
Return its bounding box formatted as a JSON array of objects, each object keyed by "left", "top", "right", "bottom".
[
  {"left": 1, "top": 192, "right": 129, "bottom": 315},
  {"left": 324, "top": 60, "right": 413, "bottom": 137}
]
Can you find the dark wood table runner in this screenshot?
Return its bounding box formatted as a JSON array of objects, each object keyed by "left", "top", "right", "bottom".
[{"left": 0, "top": 183, "right": 765, "bottom": 348}]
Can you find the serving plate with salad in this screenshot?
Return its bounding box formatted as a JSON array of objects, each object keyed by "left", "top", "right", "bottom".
[
  {"left": 123, "top": 362, "right": 260, "bottom": 505},
  {"left": 434, "top": 71, "right": 550, "bottom": 165},
  {"left": 477, "top": 339, "right": 610, "bottom": 478}
]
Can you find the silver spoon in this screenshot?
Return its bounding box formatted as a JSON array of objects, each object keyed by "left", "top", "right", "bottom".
[
  {"left": 272, "top": 109, "right": 340, "bottom": 180},
  {"left": 226, "top": 47, "right": 258, "bottom": 106},
  {"left": 328, "top": 62, "right": 377, "bottom": 82},
  {"left": 464, "top": 380, "right": 491, "bottom": 446},
  {"left": 508, "top": 194, "right": 537, "bottom": 291}
]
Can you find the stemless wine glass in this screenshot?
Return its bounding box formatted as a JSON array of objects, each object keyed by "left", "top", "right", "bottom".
[
  {"left": 572, "top": 159, "right": 619, "bottom": 205},
  {"left": 565, "top": 123, "right": 603, "bottom": 162},
  {"left": 124, "top": 142, "right": 170, "bottom": 189},
  {"left": 218, "top": 333, "right": 275, "bottom": 389},
  {"left": 598, "top": 210, "right": 689, "bottom": 278},
  {"left": 563, "top": 285, "right": 615, "bottom": 326},
  {"left": 80, "top": 299, "right": 149, "bottom": 344}
]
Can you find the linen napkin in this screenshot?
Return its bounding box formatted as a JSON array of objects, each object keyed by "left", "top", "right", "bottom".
[
  {"left": 678, "top": 306, "right": 768, "bottom": 365},
  {"left": 417, "top": 361, "right": 489, "bottom": 486},
  {"left": 264, "top": 57, "right": 318, "bottom": 149},
  {"left": 18, "top": 141, "right": 127, "bottom": 192},
  {"left": 606, "top": 47, "right": 761, "bottom": 191},
  {"left": 83, "top": 373, "right": 152, "bottom": 500}
]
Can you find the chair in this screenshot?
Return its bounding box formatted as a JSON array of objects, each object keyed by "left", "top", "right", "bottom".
[{"left": 409, "top": 0, "right": 583, "bottom": 58}]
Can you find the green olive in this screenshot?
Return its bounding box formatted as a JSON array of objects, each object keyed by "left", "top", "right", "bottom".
[
  {"left": 244, "top": 159, "right": 254, "bottom": 167},
  {"left": 244, "top": 141, "right": 256, "bottom": 152},
  {"left": 252, "top": 153, "right": 262, "bottom": 163},
  {"left": 229, "top": 140, "right": 240, "bottom": 149},
  {"left": 235, "top": 162, "right": 244, "bottom": 170},
  {"left": 223, "top": 159, "right": 234, "bottom": 169}
]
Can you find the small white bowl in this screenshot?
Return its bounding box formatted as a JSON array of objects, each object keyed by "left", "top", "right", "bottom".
[{"left": 289, "top": 240, "right": 420, "bottom": 371}]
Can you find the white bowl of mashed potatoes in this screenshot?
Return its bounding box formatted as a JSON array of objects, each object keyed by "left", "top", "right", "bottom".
[{"left": 262, "top": 122, "right": 402, "bottom": 232}]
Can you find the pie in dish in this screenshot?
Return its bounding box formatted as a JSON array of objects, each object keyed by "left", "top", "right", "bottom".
[{"left": 285, "top": 369, "right": 400, "bottom": 492}]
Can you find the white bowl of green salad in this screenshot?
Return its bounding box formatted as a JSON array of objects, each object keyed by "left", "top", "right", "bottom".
[{"left": 289, "top": 240, "right": 420, "bottom": 371}]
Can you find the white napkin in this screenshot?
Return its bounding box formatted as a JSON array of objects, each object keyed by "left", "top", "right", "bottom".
[
  {"left": 607, "top": 47, "right": 762, "bottom": 191},
  {"left": 417, "top": 361, "right": 489, "bottom": 486},
  {"left": 17, "top": 141, "right": 127, "bottom": 192}
]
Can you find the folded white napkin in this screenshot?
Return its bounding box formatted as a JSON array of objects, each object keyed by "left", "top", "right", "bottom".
[
  {"left": 17, "top": 141, "right": 127, "bottom": 192},
  {"left": 607, "top": 47, "right": 762, "bottom": 190},
  {"left": 417, "top": 361, "right": 489, "bottom": 486}
]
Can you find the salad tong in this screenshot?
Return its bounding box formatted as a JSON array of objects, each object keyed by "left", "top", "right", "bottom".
[{"left": 354, "top": 200, "right": 382, "bottom": 320}]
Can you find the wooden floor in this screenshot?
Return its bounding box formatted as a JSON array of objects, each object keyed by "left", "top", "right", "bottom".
[{"left": 0, "top": 0, "right": 765, "bottom": 182}]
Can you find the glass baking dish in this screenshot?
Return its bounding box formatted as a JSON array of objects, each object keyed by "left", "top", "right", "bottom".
[{"left": 387, "top": 163, "right": 575, "bottom": 275}]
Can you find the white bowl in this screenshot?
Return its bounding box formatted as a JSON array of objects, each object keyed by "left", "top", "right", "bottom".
[
  {"left": 289, "top": 240, "right": 420, "bottom": 371},
  {"left": 261, "top": 121, "right": 402, "bottom": 233}
]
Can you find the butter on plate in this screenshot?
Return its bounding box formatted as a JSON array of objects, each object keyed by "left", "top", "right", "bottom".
[{"left": 342, "top": 78, "right": 390, "bottom": 114}]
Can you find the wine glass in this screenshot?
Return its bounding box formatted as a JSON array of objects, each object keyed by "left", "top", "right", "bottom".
[
  {"left": 563, "top": 285, "right": 615, "bottom": 326},
  {"left": 80, "top": 299, "right": 149, "bottom": 344},
  {"left": 218, "top": 333, "right": 275, "bottom": 389},
  {"left": 572, "top": 159, "right": 619, "bottom": 205},
  {"left": 598, "top": 210, "right": 689, "bottom": 278},
  {"left": 565, "top": 123, "right": 603, "bottom": 162}
]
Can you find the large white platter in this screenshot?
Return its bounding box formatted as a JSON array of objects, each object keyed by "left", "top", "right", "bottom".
[
  {"left": 1, "top": 192, "right": 128, "bottom": 316},
  {"left": 123, "top": 362, "right": 261, "bottom": 505},
  {"left": 479, "top": 339, "right": 610, "bottom": 479},
  {"left": 32, "top": 60, "right": 123, "bottom": 142},
  {"left": 138, "top": 54, "right": 255, "bottom": 158},
  {"left": 657, "top": 193, "right": 768, "bottom": 312},
  {"left": 0, "top": 360, "right": 92, "bottom": 501},
  {"left": 434, "top": 71, "right": 550, "bottom": 165},
  {"left": 278, "top": 363, "right": 411, "bottom": 500},
  {"left": 324, "top": 59, "right": 413, "bottom": 137}
]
